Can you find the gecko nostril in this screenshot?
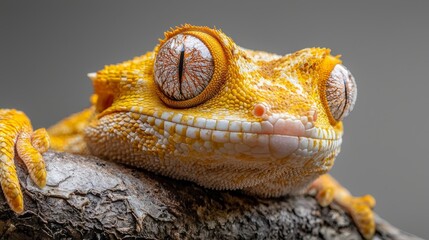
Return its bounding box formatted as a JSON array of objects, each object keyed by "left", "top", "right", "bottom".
[{"left": 252, "top": 103, "right": 271, "bottom": 118}]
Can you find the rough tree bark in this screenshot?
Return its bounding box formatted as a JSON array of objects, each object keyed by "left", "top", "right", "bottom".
[{"left": 0, "top": 151, "right": 421, "bottom": 240}]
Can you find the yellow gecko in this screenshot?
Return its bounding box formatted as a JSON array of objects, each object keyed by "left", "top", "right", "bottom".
[{"left": 0, "top": 24, "right": 376, "bottom": 239}]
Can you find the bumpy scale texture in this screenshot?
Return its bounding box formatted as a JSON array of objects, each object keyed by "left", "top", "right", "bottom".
[{"left": 0, "top": 24, "right": 374, "bottom": 239}]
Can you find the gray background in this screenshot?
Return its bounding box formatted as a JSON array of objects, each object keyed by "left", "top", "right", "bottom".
[{"left": 1, "top": 1, "right": 428, "bottom": 238}]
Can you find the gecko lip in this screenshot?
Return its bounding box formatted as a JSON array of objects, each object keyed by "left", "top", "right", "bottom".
[
  {"left": 101, "top": 106, "right": 340, "bottom": 140},
  {"left": 99, "top": 107, "right": 342, "bottom": 160}
]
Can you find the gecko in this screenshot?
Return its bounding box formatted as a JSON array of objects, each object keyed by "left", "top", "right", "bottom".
[{"left": 0, "top": 24, "right": 376, "bottom": 239}]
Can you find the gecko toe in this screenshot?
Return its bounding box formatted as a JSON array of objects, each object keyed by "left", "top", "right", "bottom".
[{"left": 0, "top": 109, "right": 48, "bottom": 213}]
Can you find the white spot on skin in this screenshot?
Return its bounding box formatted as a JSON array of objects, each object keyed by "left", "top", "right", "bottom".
[
  {"left": 216, "top": 120, "right": 229, "bottom": 131},
  {"left": 137, "top": 79, "right": 144, "bottom": 85},
  {"left": 163, "top": 121, "right": 175, "bottom": 134},
  {"left": 161, "top": 112, "right": 174, "bottom": 120},
  {"left": 154, "top": 119, "right": 163, "bottom": 128},
  {"left": 186, "top": 117, "right": 194, "bottom": 126},
  {"left": 229, "top": 121, "right": 242, "bottom": 132},
  {"left": 205, "top": 119, "right": 217, "bottom": 129},
  {"left": 175, "top": 124, "right": 187, "bottom": 135},
  {"left": 194, "top": 117, "right": 207, "bottom": 128},
  {"left": 186, "top": 127, "right": 199, "bottom": 139},
  {"left": 172, "top": 114, "right": 183, "bottom": 123},
  {"left": 200, "top": 129, "right": 212, "bottom": 141}
]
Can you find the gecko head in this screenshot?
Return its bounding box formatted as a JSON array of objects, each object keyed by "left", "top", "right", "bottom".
[{"left": 91, "top": 24, "right": 357, "bottom": 175}]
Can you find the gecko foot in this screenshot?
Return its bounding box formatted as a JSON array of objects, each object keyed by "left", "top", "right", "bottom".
[
  {"left": 310, "top": 174, "right": 376, "bottom": 239},
  {"left": 0, "top": 109, "right": 49, "bottom": 213}
]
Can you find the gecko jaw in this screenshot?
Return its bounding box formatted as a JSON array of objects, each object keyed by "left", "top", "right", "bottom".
[{"left": 96, "top": 107, "right": 341, "bottom": 165}]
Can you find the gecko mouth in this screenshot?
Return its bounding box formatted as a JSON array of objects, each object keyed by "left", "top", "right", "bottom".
[{"left": 98, "top": 106, "right": 342, "bottom": 162}]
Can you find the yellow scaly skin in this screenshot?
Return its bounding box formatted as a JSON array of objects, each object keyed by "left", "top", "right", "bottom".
[{"left": 0, "top": 25, "right": 375, "bottom": 239}]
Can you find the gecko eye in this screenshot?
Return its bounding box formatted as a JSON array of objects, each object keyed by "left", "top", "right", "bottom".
[
  {"left": 325, "top": 64, "right": 357, "bottom": 121},
  {"left": 155, "top": 34, "right": 213, "bottom": 100},
  {"left": 154, "top": 32, "right": 227, "bottom": 108}
]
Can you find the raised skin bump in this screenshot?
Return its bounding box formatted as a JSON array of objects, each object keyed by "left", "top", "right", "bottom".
[{"left": 1, "top": 24, "right": 374, "bottom": 238}]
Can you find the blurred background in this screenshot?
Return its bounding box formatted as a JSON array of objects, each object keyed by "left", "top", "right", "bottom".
[{"left": 1, "top": 1, "right": 428, "bottom": 238}]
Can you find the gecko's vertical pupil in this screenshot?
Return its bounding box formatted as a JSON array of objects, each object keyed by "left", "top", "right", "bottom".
[
  {"left": 154, "top": 34, "right": 215, "bottom": 101},
  {"left": 341, "top": 71, "right": 349, "bottom": 118},
  {"left": 178, "top": 44, "right": 185, "bottom": 95}
]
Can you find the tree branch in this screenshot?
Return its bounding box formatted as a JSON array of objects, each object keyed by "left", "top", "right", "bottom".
[{"left": 0, "top": 151, "right": 422, "bottom": 239}]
